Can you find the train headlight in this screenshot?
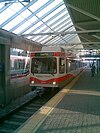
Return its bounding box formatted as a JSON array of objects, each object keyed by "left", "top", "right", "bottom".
[
  {"left": 53, "top": 81, "right": 56, "bottom": 85},
  {"left": 31, "top": 81, "right": 34, "bottom": 84}
]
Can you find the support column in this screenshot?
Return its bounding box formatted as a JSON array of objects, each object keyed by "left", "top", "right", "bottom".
[
  {"left": 0, "top": 44, "right": 11, "bottom": 107},
  {"left": 99, "top": 59, "right": 100, "bottom": 71}
]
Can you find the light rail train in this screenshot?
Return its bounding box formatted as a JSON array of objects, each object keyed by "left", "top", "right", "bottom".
[
  {"left": 30, "top": 47, "right": 86, "bottom": 91},
  {"left": 10, "top": 51, "right": 30, "bottom": 99},
  {"left": 10, "top": 55, "right": 30, "bottom": 79}
]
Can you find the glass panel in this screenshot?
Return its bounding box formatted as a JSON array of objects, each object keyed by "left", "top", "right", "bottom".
[
  {"left": 34, "top": 35, "right": 47, "bottom": 42},
  {"left": 43, "top": 5, "right": 67, "bottom": 22},
  {"left": 0, "top": 8, "right": 15, "bottom": 25},
  {"left": 35, "top": 35, "right": 48, "bottom": 42},
  {"left": 62, "top": 27, "right": 76, "bottom": 39},
  {"left": 54, "top": 38, "right": 62, "bottom": 44},
  {"left": 31, "top": 57, "right": 57, "bottom": 74},
  {"left": 0, "top": 3, "right": 4, "bottom": 9},
  {"left": 48, "top": 14, "right": 69, "bottom": 26},
  {"left": 9, "top": 3, "right": 24, "bottom": 12},
  {"left": 3, "top": 15, "right": 27, "bottom": 30},
  {"left": 40, "top": 36, "right": 53, "bottom": 43},
  {"left": 32, "top": 36, "right": 42, "bottom": 41},
  {"left": 43, "top": 28, "right": 51, "bottom": 32},
  {"left": 19, "top": 9, "right": 31, "bottom": 18},
  {"left": 57, "top": 40, "right": 65, "bottom": 44},
  {"left": 36, "top": 0, "right": 63, "bottom": 18},
  {"left": 58, "top": 23, "right": 72, "bottom": 32},
  {"left": 29, "top": 0, "right": 48, "bottom": 12},
  {"left": 28, "top": 15, "right": 38, "bottom": 23},
  {"left": 23, "top": 21, "right": 43, "bottom": 34},
  {"left": 46, "top": 38, "right": 58, "bottom": 44},
  {"left": 13, "top": 21, "right": 31, "bottom": 34},
  {"left": 34, "top": 24, "right": 47, "bottom": 33},
  {"left": 30, "top": 26, "right": 52, "bottom": 40},
  {"left": 0, "top": 0, "right": 78, "bottom": 47},
  {"left": 50, "top": 16, "right": 68, "bottom": 29},
  {"left": 3, "top": 14, "right": 29, "bottom": 30},
  {"left": 54, "top": 20, "right": 71, "bottom": 31},
  {"left": 27, "top": 36, "right": 33, "bottom": 39}
]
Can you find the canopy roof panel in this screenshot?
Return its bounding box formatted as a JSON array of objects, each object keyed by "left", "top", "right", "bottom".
[{"left": 0, "top": 0, "right": 81, "bottom": 53}]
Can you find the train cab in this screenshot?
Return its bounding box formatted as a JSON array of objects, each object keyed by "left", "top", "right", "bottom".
[{"left": 30, "top": 47, "right": 86, "bottom": 91}]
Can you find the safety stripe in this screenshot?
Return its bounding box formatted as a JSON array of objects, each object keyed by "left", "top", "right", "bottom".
[{"left": 30, "top": 73, "right": 75, "bottom": 84}]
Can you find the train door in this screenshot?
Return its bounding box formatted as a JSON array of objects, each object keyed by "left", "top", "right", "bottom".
[
  {"left": 66, "top": 58, "right": 69, "bottom": 73},
  {"left": 59, "top": 58, "right": 65, "bottom": 74}
]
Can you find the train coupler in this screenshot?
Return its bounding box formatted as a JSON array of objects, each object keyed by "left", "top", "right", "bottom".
[{"left": 35, "top": 87, "right": 45, "bottom": 97}]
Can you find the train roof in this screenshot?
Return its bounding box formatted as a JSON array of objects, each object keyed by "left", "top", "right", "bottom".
[
  {"left": 41, "top": 46, "right": 65, "bottom": 52},
  {"left": 30, "top": 46, "right": 78, "bottom": 58}
]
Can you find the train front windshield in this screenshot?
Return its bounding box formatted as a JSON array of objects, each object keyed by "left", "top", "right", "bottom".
[{"left": 31, "top": 57, "right": 57, "bottom": 74}]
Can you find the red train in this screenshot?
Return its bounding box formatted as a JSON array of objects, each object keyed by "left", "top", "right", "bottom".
[{"left": 30, "top": 47, "right": 86, "bottom": 91}]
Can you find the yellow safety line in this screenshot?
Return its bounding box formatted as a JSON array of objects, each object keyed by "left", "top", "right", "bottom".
[{"left": 15, "top": 71, "right": 83, "bottom": 133}]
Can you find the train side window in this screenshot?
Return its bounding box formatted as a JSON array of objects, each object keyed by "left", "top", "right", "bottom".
[
  {"left": 70, "top": 60, "right": 77, "bottom": 71},
  {"left": 59, "top": 58, "right": 65, "bottom": 74},
  {"left": 14, "top": 59, "right": 25, "bottom": 70}
]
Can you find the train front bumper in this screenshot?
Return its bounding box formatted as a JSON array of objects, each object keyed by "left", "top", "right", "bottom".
[{"left": 30, "top": 83, "right": 58, "bottom": 88}]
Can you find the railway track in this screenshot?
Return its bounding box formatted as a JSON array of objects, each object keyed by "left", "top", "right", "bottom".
[{"left": 0, "top": 91, "right": 56, "bottom": 133}]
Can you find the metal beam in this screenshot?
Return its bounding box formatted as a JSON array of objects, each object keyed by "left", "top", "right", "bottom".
[
  {"left": 75, "top": 25, "right": 100, "bottom": 40},
  {"left": 66, "top": 3, "right": 100, "bottom": 22},
  {"left": 42, "top": 42, "right": 100, "bottom": 47},
  {"left": 0, "top": 0, "right": 30, "bottom": 2},
  {"left": 22, "top": 29, "right": 100, "bottom": 37},
  {"left": 0, "top": 0, "right": 14, "bottom": 2},
  {"left": 0, "top": 29, "right": 42, "bottom": 51},
  {"left": 76, "top": 20, "right": 98, "bottom": 26},
  {"left": 70, "top": 42, "right": 100, "bottom": 45},
  {"left": 79, "top": 35, "right": 92, "bottom": 42}
]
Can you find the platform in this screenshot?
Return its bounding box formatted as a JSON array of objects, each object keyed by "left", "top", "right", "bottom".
[{"left": 15, "top": 68, "right": 100, "bottom": 133}]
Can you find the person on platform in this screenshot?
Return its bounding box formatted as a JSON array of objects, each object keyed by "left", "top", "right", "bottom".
[{"left": 91, "top": 63, "right": 95, "bottom": 77}]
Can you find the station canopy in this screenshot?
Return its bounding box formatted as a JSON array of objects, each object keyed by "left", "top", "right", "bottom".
[
  {"left": 0, "top": 0, "right": 83, "bottom": 54},
  {"left": 63, "top": 0, "right": 100, "bottom": 51}
]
